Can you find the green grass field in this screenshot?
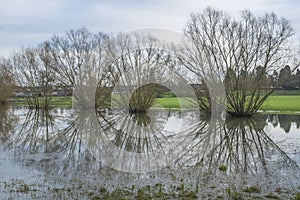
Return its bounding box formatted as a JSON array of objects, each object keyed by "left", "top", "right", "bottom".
[
  {"left": 155, "top": 96, "right": 300, "bottom": 114},
  {"left": 259, "top": 95, "right": 300, "bottom": 113},
  {"left": 10, "top": 94, "right": 300, "bottom": 114},
  {"left": 154, "top": 97, "right": 195, "bottom": 109},
  {"left": 11, "top": 96, "right": 73, "bottom": 108}
]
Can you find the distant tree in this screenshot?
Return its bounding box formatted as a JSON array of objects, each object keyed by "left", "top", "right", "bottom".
[
  {"left": 269, "top": 70, "right": 279, "bottom": 87},
  {"left": 255, "top": 66, "right": 268, "bottom": 84},
  {"left": 278, "top": 65, "right": 292, "bottom": 86},
  {"left": 294, "top": 68, "right": 300, "bottom": 85},
  {"left": 296, "top": 69, "right": 300, "bottom": 78}
]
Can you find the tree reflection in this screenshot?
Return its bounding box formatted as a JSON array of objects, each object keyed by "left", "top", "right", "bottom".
[
  {"left": 82, "top": 109, "right": 178, "bottom": 173},
  {"left": 278, "top": 115, "right": 292, "bottom": 133},
  {"left": 4, "top": 108, "right": 102, "bottom": 175},
  {"left": 5, "top": 109, "right": 56, "bottom": 153},
  {"left": 0, "top": 105, "right": 16, "bottom": 143},
  {"left": 175, "top": 116, "right": 298, "bottom": 176},
  {"left": 267, "top": 114, "right": 300, "bottom": 133},
  {"left": 4, "top": 108, "right": 299, "bottom": 177},
  {"left": 5, "top": 107, "right": 174, "bottom": 173}
]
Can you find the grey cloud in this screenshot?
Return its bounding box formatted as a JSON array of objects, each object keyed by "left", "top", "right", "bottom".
[
  {"left": 0, "top": 0, "right": 299, "bottom": 56},
  {"left": 0, "top": 24, "right": 29, "bottom": 32}
]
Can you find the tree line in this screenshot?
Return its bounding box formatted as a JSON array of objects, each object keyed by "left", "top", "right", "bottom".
[{"left": 0, "top": 7, "right": 299, "bottom": 116}]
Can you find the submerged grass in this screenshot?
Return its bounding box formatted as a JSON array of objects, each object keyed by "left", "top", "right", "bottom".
[{"left": 1, "top": 176, "right": 298, "bottom": 199}]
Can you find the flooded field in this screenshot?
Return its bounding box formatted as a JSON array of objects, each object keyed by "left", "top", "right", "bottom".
[{"left": 0, "top": 107, "right": 300, "bottom": 199}]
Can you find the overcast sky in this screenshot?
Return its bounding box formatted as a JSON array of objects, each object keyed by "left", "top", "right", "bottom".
[{"left": 0, "top": 0, "right": 299, "bottom": 56}]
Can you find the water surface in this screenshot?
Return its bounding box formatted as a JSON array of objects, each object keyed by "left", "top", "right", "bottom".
[{"left": 0, "top": 107, "right": 299, "bottom": 199}]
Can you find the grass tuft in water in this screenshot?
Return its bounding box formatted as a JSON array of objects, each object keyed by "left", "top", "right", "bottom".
[
  {"left": 218, "top": 165, "right": 227, "bottom": 171},
  {"left": 243, "top": 185, "right": 261, "bottom": 193},
  {"left": 294, "top": 193, "right": 300, "bottom": 200},
  {"left": 264, "top": 193, "right": 280, "bottom": 199}
]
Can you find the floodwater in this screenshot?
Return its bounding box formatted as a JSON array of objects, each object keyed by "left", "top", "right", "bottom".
[{"left": 0, "top": 106, "right": 299, "bottom": 199}]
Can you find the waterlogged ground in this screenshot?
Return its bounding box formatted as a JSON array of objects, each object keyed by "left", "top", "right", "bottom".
[{"left": 0, "top": 107, "right": 300, "bottom": 199}]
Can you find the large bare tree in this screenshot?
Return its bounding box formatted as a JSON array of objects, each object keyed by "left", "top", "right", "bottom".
[
  {"left": 48, "top": 28, "right": 111, "bottom": 109},
  {"left": 179, "top": 7, "right": 294, "bottom": 116},
  {"left": 11, "top": 45, "right": 54, "bottom": 109},
  {"left": 107, "top": 33, "right": 178, "bottom": 113}
]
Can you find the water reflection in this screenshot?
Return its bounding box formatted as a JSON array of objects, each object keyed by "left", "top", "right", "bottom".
[
  {"left": 6, "top": 109, "right": 55, "bottom": 153},
  {"left": 82, "top": 109, "right": 183, "bottom": 173},
  {"left": 2, "top": 108, "right": 96, "bottom": 176},
  {"left": 3, "top": 108, "right": 299, "bottom": 171},
  {"left": 177, "top": 116, "right": 298, "bottom": 174},
  {"left": 267, "top": 115, "right": 300, "bottom": 133},
  {"left": 0, "top": 105, "right": 16, "bottom": 143},
  {"left": 1, "top": 108, "right": 299, "bottom": 198}
]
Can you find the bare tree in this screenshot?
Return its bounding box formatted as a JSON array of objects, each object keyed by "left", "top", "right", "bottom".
[
  {"left": 48, "top": 28, "right": 111, "bottom": 109},
  {"left": 11, "top": 46, "right": 54, "bottom": 109},
  {"left": 12, "top": 48, "right": 41, "bottom": 108},
  {"left": 179, "top": 7, "right": 294, "bottom": 116},
  {"left": 0, "top": 58, "right": 14, "bottom": 105},
  {"left": 9, "top": 28, "right": 110, "bottom": 109},
  {"left": 37, "top": 42, "right": 55, "bottom": 108},
  {"left": 107, "top": 33, "right": 178, "bottom": 113}
]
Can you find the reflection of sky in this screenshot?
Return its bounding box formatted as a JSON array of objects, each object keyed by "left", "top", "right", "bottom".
[
  {"left": 265, "top": 121, "right": 300, "bottom": 165},
  {"left": 163, "top": 116, "right": 182, "bottom": 134},
  {"left": 1, "top": 0, "right": 300, "bottom": 56},
  {"left": 0, "top": 149, "right": 41, "bottom": 180},
  {"left": 266, "top": 121, "right": 300, "bottom": 135}
]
